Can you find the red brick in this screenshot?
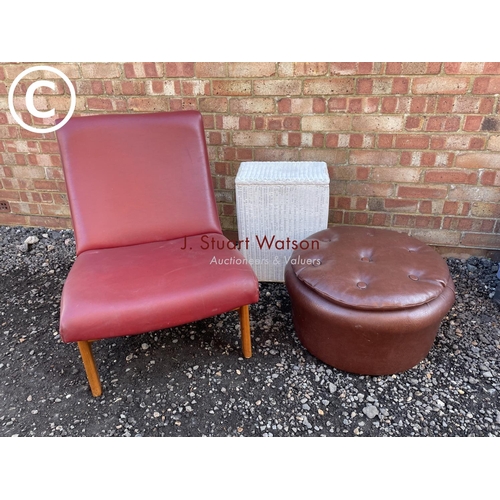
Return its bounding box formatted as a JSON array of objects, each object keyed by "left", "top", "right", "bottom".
[
  {"left": 405, "top": 116, "right": 422, "bottom": 130},
  {"left": 239, "top": 116, "right": 252, "bottom": 130},
  {"left": 277, "top": 98, "right": 291, "bottom": 113},
  {"left": 356, "top": 167, "right": 369, "bottom": 180},
  {"left": 430, "top": 135, "right": 474, "bottom": 150},
  {"left": 348, "top": 134, "right": 362, "bottom": 148},
  {"left": 33, "top": 180, "right": 57, "bottom": 191},
  {"left": 483, "top": 63, "right": 500, "bottom": 74},
  {"left": 473, "top": 77, "right": 500, "bottom": 94},
  {"left": 199, "top": 97, "right": 228, "bottom": 113},
  {"left": 0, "top": 212, "right": 29, "bottom": 225},
  {"left": 195, "top": 63, "right": 226, "bottom": 77},
  {"left": 349, "top": 150, "right": 399, "bottom": 165},
  {"left": 255, "top": 148, "right": 299, "bottom": 162},
  {"left": 336, "top": 197, "right": 350, "bottom": 209},
  {"left": 442, "top": 201, "right": 458, "bottom": 215},
  {"left": 357, "top": 78, "right": 373, "bottom": 94},
  {"left": 0, "top": 189, "right": 21, "bottom": 201},
  {"left": 182, "top": 80, "right": 210, "bottom": 96},
  {"left": 398, "top": 186, "right": 447, "bottom": 199},
  {"left": 444, "top": 62, "right": 485, "bottom": 74},
  {"left": 385, "top": 63, "right": 401, "bottom": 74},
  {"left": 418, "top": 201, "right": 433, "bottom": 214},
  {"left": 267, "top": 118, "right": 282, "bottom": 130},
  {"left": 456, "top": 153, "right": 500, "bottom": 169},
  {"left": 436, "top": 97, "right": 454, "bottom": 113},
  {"left": 480, "top": 170, "right": 500, "bottom": 186},
  {"left": 372, "top": 167, "right": 420, "bottom": 183},
  {"left": 419, "top": 152, "right": 435, "bottom": 166},
  {"left": 352, "top": 212, "right": 369, "bottom": 225},
  {"left": 312, "top": 134, "right": 324, "bottom": 147},
  {"left": 287, "top": 133, "right": 301, "bottom": 146},
  {"left": 282, "top": 117, "right": 300, "bottom": 130},
  {"left": 378, "top": 135, "right": 394, "bottom": 148},
  {"left": 300, "top": 149, "right": 347, "bottom": 164},
  {"left": 328, "top": 98, "right": 347, "bottom": 112},
  {"left": 386, "top": 62, "right": 441, "bottom": 75},
  {"left": 81, "top": 63, "right": 121, "bottom": 78},
  {"left": 86, "top": 97, "right": 113, "bottom": 110},
  {"left": 165, "top": 63, "right": 194, "bottom": 77},
  {"left": 303, "top": 78, "right": 356, "bottom": 95},
  {"left": 425, "top": 170, "right": 477, "bottom": 184},
  {"left": 213, "top": 80, "right": 252, "bottom": 96},
  {"left": 363, "top": 98, "right": 380, "bottom": 113},
  {"left": 395, "top": 135, "right": 429, "bottom": 149},
  {"left": 412, "top": 77, "right": 469, "bottom": 94},
  {"left": 394, "top": 214, "right": 415, "bottom": 227},
  {"left": 330, "top": 63, "right": 357, "bottom": 75},
  {"left": 371, "top": 213, "right": 389, "bottom": 226},
  {"left": 313, "top": 98, "right": 326, "bottom": 113},
  {"left": 479, "top": 98, "right": 495, "bottom": 113},
  {"left": 283, "top": 98, "right": 314, "bottom": 114},
  {"left": 294, "top": 63, "right": 328, "bottom": 76},
  {"left": 169, "top": 99, "right": 197, "bottom": 111},
  {"left": 381, "top": 97, "right": 397, "bottom": 113},
  {"left": 124, "top": 62, "right": 163, "bottom": 78},
  {"left": 10, "top": 201, "right": 41, "bottom": 214},
  {"left": 326, "top": 134, "right": 338, "bottom": 148},
  {"left": 461, "top": 233, "right": 500, "bottom": 249},
  {"left": 227, "top": 63, "right": 275, "bottom": 77},
  {"left": 469, "top": 137, "right": 485, "bottom": 150},
  {"left": 425, "top": 116, "right": 461, "bottom": 131},
  {"left": 347, "top": 99, "right": 362, "bottom": 113},
  {"left": 117, "top": 80, "right": 146, "bottom": 95},
  {"left": 415, "top": 216, "right": 441, "bottom": 229},
  {"left": 464, "top": 116, "right": 483, "bottom": 131},
  {"left": 330, "top": 63, "right": 378, "bottom": 75},
  {"left": 346, "top": 182, "right": 394, "bottom": 197},
  {"left": 392, "top": 78, "right": 409, "bottom": 94},
  {"left": 233, "top": 131, "right": 275, "bottom": 147},
  {"left": 229, "top": 98, "right": 275, "bottom": 114},
  {"left": 355, "top": 197, "right": 367, "bottom": 210},
  {"left": 481, "top": 219, "right": 495, "bottom": 232},
  {"left": 127, "top": 97, "right": 169, "bottom": 112}
]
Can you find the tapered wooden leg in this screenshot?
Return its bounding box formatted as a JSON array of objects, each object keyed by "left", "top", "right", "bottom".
[
  {"left": 238, "top": 305, "right": 252, "bottom": 358},
  {"left": 77, "top": 341, "right": 102, "bottom": 397}
]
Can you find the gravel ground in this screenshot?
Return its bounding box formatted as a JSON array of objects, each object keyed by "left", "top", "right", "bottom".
[{"left": 0, "top": 224, "right": 499, "bottom": 437}]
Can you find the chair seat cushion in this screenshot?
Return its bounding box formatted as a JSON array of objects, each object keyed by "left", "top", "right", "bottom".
[
  {"left": 290, "top": 226, "right": 453, "bottom": 311},
  {"left": 60, "top": 233, "right": 259, "bottom": 342}
]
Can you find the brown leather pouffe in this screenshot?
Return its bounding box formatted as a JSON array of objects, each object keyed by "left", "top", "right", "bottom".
[{"left": 284, "top": 226, "right": 456, "bottom": 375}]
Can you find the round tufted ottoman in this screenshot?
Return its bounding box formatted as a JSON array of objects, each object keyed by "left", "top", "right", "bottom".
[{"left": 284, "top": 226, "right": 455, "bottom": 375}]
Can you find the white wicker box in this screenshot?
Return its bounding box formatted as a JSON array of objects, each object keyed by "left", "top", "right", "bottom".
[{"left": 235, "top": 161, "right": 330, "bottom": 282}]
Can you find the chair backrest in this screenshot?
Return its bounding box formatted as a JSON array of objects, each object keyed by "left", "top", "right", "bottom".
[{"left": 56, "top": 111, "right": 222, "bottom": 255}]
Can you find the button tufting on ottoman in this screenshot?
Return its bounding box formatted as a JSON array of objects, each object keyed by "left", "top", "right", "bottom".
[{"left": 284, "top": 226, "right": 456, "bottom": 375}]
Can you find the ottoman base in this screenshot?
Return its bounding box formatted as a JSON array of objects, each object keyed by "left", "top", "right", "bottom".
[{"left": 285, "top": 267, "right": 455, "bottom": 376}]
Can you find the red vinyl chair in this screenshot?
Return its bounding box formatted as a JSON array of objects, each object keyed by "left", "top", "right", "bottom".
[{"left": 56, "top": 110, "right": 259, "bottom": 396}]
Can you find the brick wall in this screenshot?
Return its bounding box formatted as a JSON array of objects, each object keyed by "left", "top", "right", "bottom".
[{"left": 1, "top": 62, "right": 500, "bottom": 254}]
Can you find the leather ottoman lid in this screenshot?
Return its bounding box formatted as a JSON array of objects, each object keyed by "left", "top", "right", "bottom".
[{"left": 290, "top": 226, "right": 453, "bottom": 311}]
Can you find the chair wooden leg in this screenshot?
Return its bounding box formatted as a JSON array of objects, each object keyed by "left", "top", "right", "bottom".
[
  {"left": 238, "top": 305, "right": 252, "bottom": 359},
  {"left": 77, "top": 341, "right": 102, "bottom": 397}
]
